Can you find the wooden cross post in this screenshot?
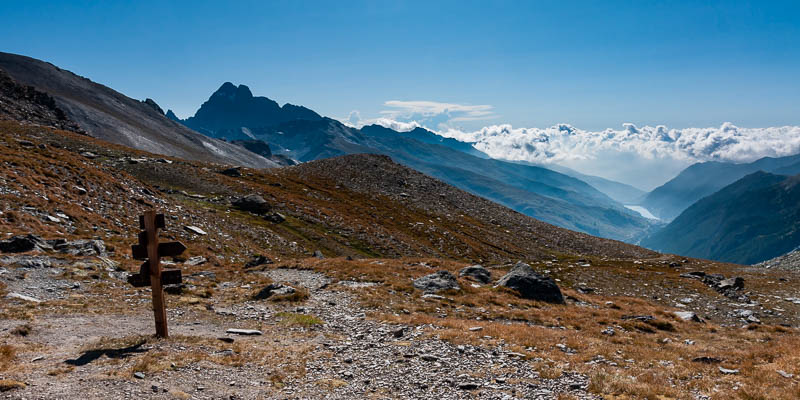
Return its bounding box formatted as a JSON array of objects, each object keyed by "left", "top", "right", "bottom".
[
  {"left": 144, "top": 211, "right": 168, "bottom": 337},
  {"left": 127, "top": 210, "right": 186, "bottom": 338}
]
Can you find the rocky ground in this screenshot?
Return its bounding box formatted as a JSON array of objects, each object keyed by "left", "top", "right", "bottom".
[
  {"left": 1, "top": 260, "right": 598, "bottom": 400},
  {"left": 757, "top": 248, "right": 800, "bottom": 270},
  {"left": 1, "top": 121, "right": 800, "bottom": 399}
]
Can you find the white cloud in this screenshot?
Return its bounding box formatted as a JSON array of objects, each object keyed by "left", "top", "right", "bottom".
[
  {"left": 433, "top": 122, "right": 800, "bottom": 189},
  {"left": 439, "top": 122, "right": 800, "bottom": 165},
  {"left": 335, "top": 101, "right": 800, "bottom": 190},
  {"left": 339, "top": 110, "right": 421, "bottom": 132},
  {"left": 381, "top": 100, "right": 495, "bottom": 122}
]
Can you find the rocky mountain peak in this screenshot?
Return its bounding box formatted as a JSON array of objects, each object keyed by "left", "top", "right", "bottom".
[
  {"left": 212, "top": 82, "right": 253, "bottom": 100},
  {"left": 179, "top": 82, "right": 322, "bottom": 138}
]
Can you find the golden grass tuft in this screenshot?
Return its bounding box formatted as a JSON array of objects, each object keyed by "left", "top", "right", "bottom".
[
  {"left": 0, "top": 379, "right": 25, "bottom": 392},
  {"left": 276, "top": 312, "right": 324, "bottom": 327}
]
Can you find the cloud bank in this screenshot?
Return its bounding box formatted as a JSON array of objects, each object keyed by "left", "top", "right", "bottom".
[
  {"left": 437, "top": 122, "right": 800, "bottom": 165},
  {"left": 341, "top": 101, "right": 800, "bottom": 189}
]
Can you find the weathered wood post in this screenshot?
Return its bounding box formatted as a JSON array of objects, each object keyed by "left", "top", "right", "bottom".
[
  {"left": 127, "top": 210, "right": 186, "bottom": 338},
  {"left": 143, "top": 211, "right": 168, "bottom": 337}
]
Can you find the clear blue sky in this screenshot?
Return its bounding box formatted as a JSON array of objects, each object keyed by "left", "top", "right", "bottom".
[{"left": 2, "top": 0, "right": 798, "bottom": 131}]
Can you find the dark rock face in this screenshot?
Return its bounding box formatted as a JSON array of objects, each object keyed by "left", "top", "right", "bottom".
[
  {"left": 181, "top": 82, "right": 322, "bottom": 138},
  {"left": 142, "top": 98, "right": 164, "bottom": 115},
  {"left": 413, "top": 270, "right": 460, "bottom": 293},
  {"left": 232, "top": 194, "right": 271, "bottom": 215},
  {"left": 0, "top": 69, "right": 82, "bottom": 132},
  {"left": 459, "top": 265, "right": 491, "bottom": 284},
  {"left": 232, "top": 139, "right": 272, "bottom": 158},
  {"left": 496, "top": 262, "right": 564, "bottom": 304},
  {"left": 165, "top": 109, "right": 181, "bottom": 122},
  {"left": 244, "top": 255, "right": 272, "bottom": 268},
  {"left": 0, "top": 234, "right": 51, "bottom": 253},
  {"left": 220, "top": 167, "right": 242, "bottom": 177}
]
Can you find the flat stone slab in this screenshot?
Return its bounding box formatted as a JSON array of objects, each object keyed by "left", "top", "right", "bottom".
[
  {"left": 7, "top": 292, "right": 42, "bottom": 303},
  {"left": 226, "top": 328, "right": 263, "bottom": 336}
]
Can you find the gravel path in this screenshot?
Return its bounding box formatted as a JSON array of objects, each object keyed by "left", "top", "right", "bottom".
[{"left": 1, "top": 268, "right": 597, "bottom": 399}]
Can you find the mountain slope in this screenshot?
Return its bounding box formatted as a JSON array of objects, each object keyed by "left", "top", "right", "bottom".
[
  {"left": 0, "top": 52, "right": 277, "bottom": 168},
  {"left": 642, "top": 154, "right": 800, "bottom": 221},
  {"left": 641, "top": 171, "right": 800, "bottom": 264},
  {"left": 251, "top": 118, "right": 653, "bottom": 241},
  {"left": 757, "top": 248, "right": 800, "bottom": 269},
  {"left": 548, "top": 164, "right": 646, "bottom": 204}
]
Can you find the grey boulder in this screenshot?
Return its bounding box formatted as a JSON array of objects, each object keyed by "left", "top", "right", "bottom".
[
  {"left": 459, "top": 265, "right": 491, "bottom": 284},
  {"left": 413, "top": 270, "right": 460, "bottom": 293},
  {"left": 232, "top": 194, "right": 271, "bottom": 215},
  {"left": 496, "top": 262, "right": 564, "bottom": 304}
]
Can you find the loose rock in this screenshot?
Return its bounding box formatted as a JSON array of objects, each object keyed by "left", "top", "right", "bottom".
[
  {"left": 184, "top": 226, "right": 207, "bottom": 236},
  {"left": 0, "top": 234, "right": 51, "bottom": 253},
  {"left": 232, "top": 194, "right": 271, "bottom": 215},
  {"left": 495, "top": 262, "right": 564, "bottom": 303},
  {"left": 459, "top": 265, "right": 491, "bottom": 284},
  {"left": 226, "top": 329, "right": 263, "bottom": 336},
  {"left": 413, "top": 270, "right": 460, "bottom": 293}
]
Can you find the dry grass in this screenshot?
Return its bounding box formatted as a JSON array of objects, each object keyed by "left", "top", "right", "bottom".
[
  {"left": 0, "top": 379, "right": 26, "bottom": 392},
  {"left": 0, "top": 345, "right": 16, "bottom": 371},
  {"left": 10, "top": 324, "right": 32, "bottom": 337},
  {"left": 276, "top": 312, "right": 324, "bottom": 327},
  {"left": 291, "top": 257, "right": 800, "bottom": 399}
]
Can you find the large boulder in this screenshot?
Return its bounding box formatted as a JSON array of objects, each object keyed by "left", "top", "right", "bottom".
[
  {"left": 459, "top": 265, "right": 491, "bottom": 284},
  {"left": 413, "top": 270, "right": 460, "bottom": 293},
  {"left": 0, "top": 234, "right": 52, "bottom": 253},
  {"left": 496, "top": 262, "right": 564, "bottom": 304},
  {"left": 232, "top": 194, "right": 271, "bottom": 215}
]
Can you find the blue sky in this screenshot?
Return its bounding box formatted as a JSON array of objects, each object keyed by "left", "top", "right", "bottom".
[{"left": 2, "top": 0, "right": 798, "bottom": 132}]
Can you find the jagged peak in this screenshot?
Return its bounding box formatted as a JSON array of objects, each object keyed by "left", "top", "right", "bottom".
[{"left": 211, "top": 82, "right": 253, "bottom": 99}]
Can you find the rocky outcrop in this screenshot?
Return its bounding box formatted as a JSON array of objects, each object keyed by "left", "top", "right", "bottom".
[
  {"left": 681, "top": 271, "right": 746, "bottom": 300},
  {"left": 0, "top": 234, "right": 52, "bottom": 253},
  {"left": 0, "top": 235, "right": 105, "bottom": 256},
  {"left": 253, "top": 283, "right": 296, "bottom": 300},
  {"left": 51, "top": 239, "right": 106, "bottom": 256},
  {"left": 232, "top": 194, "right": 271, "bottom": 215},
  {"left": 413, "top": 271, "right": 460, "bottom": 293},
  {"left": 496, "top": 262, "right": 564, "bottom": 304},
  {"left": 459, "top": 265, "right": 491, "bottom": 284}
]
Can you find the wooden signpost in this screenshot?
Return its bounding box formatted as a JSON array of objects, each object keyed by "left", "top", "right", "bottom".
[{"left": 127, "top": 210, "right": 186, "bottom": 338}]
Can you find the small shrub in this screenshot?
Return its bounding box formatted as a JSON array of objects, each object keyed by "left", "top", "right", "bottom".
[{"left": 276, "top": 312, "right": 324, "bottom": 327}]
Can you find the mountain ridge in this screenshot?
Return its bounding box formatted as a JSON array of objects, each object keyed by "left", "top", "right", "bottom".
[
  {"left": 641, "top": 171, "right": 800, "bottom": 264},
  {"left": 0, "top": 52, "right": 279, "bottom": 168},
  {"left": 641, "top": 154, "right": 800, "bottom": 221}
]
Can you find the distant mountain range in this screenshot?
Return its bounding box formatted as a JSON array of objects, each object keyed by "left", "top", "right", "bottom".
[
  {"left": 546, "top": 164, "right": 646, "bottom": 205},
  {"left": 0, "top": 52, "right": 279, "bottom": 168},
  {"left": 641, "top": 154, "right": 800, "bottom": 221},
  {"left": 171, "top": 82, "right": 654, "bottom": 242},
  {"left": 641, "top": 171, "right": 800, "bottom": 264}
]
